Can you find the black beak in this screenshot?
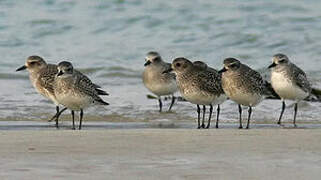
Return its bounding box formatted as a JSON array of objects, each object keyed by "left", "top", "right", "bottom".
[
  {"left": 218, "top": 67, "right": 227, "bottom": 74},
  {"left": 16, "top": 65, "right": 27, "bottom": 72},
  {"left": 162, "top": 68, "right": 173, "bottom": 74},
  {"left": 57, "top": 71, "right": 63, "bottom": 76},
  {"left": 144, "top": 60, "right": 151, "bottom": 66},
  {"left": 268, "top": 62, "right": 276, "bottom": 69}
]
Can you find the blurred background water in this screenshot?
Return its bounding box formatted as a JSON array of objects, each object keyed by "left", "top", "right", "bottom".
[{"left": 0, "top": 0, "right": 320, "bottom": 126}]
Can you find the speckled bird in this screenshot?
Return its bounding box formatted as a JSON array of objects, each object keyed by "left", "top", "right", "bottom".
[
  {"left": 219, "top": 58, "right": 264, "bottom": 129},
  {"left": 143, "top": 51, "right": 177, "bottom": 112},
  {"left": 164, "top": 57, "right": 226, "bottom": 129},
  {"left": 53, "top": 61, "right": 109, "bottom": 130},
  {"left": 268, "top": 53, "right": 311, "bottom": 127},
  {"left": 16, "top": 56, "right": 108, "bottom": 128}
]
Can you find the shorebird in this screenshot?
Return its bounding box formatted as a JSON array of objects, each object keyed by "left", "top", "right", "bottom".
[
  {"left": 219, "top": 58, "right": 264, "bottom": 129},
  {"left": 143, "top": 51, "right": 177, "bottom": 112},
  {"left": 192, "top": 60, "right": 224, "bottom": 128},
  {"left": 16, "top": 56, "right": 108, "bottom": 128},
  {"left": 54, "top": 61, "right": 109, "bottom": 130},
  {"left": 268, "top": 53, "right": 311, "bottom": 127},
  {"left": 193, "top": 61, "right": 217, "bottom": 72},
  {"left": 164, "top": 57, "right": 226, "bottom": 129}
]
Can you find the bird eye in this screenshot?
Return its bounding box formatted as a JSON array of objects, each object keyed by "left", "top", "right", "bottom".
[
  {"left": 279, "top": 59, "right": 286, "bottom": 63},
  {"left": 230, "top": 64, "right": 236, "bottom": 68},
  {"left": 30, "top": 62, "right": 36, "bottom": 65},
  {"left": 176, "top": 63, "right": 181, "bottom": 67}
]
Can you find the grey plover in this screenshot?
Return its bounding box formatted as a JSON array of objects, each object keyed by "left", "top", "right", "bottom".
[
  {"left": 193, "top": 60, "right": 224, "bottom": 128},
  {"left": 164, "top": 57, "right": 226, "bottom": 129},
  {"left": 193, "top": 60, "right": 217, "bottom": 72},
  {"left": 219, "top": 58, "right": 264, "bottom": 129},
  {"left": 54, "top": 61, "right": 109, "bottom": 130},
  {"left": 16, "top": 56, "right": 65, "bottom": 128},
  {"left": 16, "top": 56, "right": 108, "bottom": 128},
  {"left": 143, "top": 51, "right": 177, "bottom": 112},
  {"left": 268, "top": 53, "right": 311, "bottom": 127}
]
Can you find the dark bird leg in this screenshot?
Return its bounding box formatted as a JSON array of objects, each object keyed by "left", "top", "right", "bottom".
[
  {"left": 55, "top": 106, "right": 59, "bottom": 128},
  {"left": 246, "top": 106, "right": 252, "bottom": 129},
  {"left": 48, "top": 106, "right": 60, "bottom": 125},
  {"left": 238, "top": 104, "right": 243, "bottom": 129},
  {"left": 206, "top": 104, "right": 213, "bottom": 129},
  {"left": 168, "top": 96, "right": 176, "bottom": 111},
  {"left": 277, "top": 101, "right": 286, "bottom": 125},
  {"left": 48, "top": 106, "right": 60, "bottom": 122},
  {"left": 201, "top": 105, "right": 206, "bottom": 128},
  {"left": 50, "top": 107, "right": 68, "bottom": 129},
  {"left": 158, "top": 98, "right": 163, "bottom": 112},
  {"left": 215, "top": 104, "right": 220, "bottom": 129},
  {"left": 197, "top": 105, "right": 201, "bottom": 129},
  {"left": 293, "top": 103, "right": 298, "bottom": 128},
  {"left": 79, "top": 109, "right": 84, "bottom": 130},
  {"left": 71, "top": 110, "right": 75, "bottom": 130},
  {"left": 49, "top": 106, "right": 64, "bottom": 121},
  {"left": 55, "top": 106, "right": 59, "bottom": 119}
]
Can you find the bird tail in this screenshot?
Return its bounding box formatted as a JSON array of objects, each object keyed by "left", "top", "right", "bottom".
[
  {"left": 96, "top": 88, "right": 109, "bottom": 96},
  {"left": 307, "top": 88, "right": 321, "bottom": 102},
  {"left": 96, "top": 98, "right": 109, "bottom": 105}
]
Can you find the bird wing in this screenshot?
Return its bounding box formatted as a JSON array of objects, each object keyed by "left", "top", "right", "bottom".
[
  {"left": 243, "top": 65, "right": 264, "bottom": 93},
  {"left": 38, "top": 64, "right": 58, "bottom": 95},
  {"left": 197, "top": 70, "right": 224, "bottom": 95},
  {"left": 74, "top": 70, "right": 101, "bottom": 89},
  {"left": 74, "top": 74, "right": 109, "bottom": 105},
  {"left": 74, "top": 70, "right": 109, "bottom": 95},
  {"left": 292, "top": 64, "right": 311, "bottom": 93}
]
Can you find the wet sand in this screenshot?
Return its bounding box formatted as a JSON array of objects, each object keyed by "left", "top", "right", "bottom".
[{"left": 1, "top": 126, "right": 321, "bottom": 180}]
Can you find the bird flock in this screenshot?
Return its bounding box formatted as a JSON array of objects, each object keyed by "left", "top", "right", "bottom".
[
  {"left": 17, "top": 52, "right": 316, "bottom": 130},
  {"left": 16, "top": 56, "right": 109, "bottom": 130},
  {"left": 143, "top": 52, "right": 316, "bottom": 129}
]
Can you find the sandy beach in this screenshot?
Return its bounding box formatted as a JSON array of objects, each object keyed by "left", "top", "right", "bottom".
[{"left": 1, "top": 127, "right": 321, "bottom": 180}]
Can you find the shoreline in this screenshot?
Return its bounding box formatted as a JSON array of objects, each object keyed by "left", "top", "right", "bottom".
[{"left": 1, "top": 121, "right": 321, "bottom": 130}]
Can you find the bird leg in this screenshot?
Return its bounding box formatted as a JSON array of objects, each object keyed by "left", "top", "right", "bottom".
[
  {"left": 293, "top": 103, "right": 298, "bottom": 128},
  {"left": 277, "top": 101, "right": 286, "bottom": 125},
  {"left": 197, "top": 105, "right": 201, "bottom": 129},
  {"left": 246, "top": 106, "right": 252, "bottom": 129},
  {"left": 50, "top": 106, "right": 67, "bottom": 129},
  {"left": 238, "top": 104, "right": 243, "bottom": 129},
  {"left": 206, "top": 104, "right": 213, "bottom": 129},
  {"left": 168, "top": 96, "right": 176, "bottom": 111},
  {"left": 71, "top": 110, "right": 75, "bottom": 130},
  {"left": 158, "top": 98, "right": 162, "bottom": 112},
  {"left": 215, "top": 104, "right": 220, "bottom": 129},
  {"left": 79, "top": 109, "right": 84, "bottom": 130},
  {"left": 201, "top": 105, "right": 206, "bottom": 128}
]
